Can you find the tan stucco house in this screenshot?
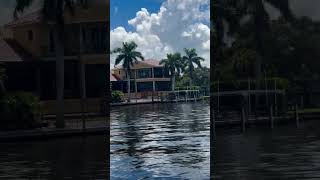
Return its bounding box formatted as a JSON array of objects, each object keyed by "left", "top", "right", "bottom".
[
  {"left": 111, "top": 60, "right": 171, "bottom": 98},
  {"left": 0, "top": 2, "right": 108, "bottom": 114}
]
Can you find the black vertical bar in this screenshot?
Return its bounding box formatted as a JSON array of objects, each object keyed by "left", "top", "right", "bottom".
[
  {"left": 106, "top": 0, "right": 111, "bottom": 178},
  {"left": 210, "top": 1, "right": 214, "bottom": 179}
]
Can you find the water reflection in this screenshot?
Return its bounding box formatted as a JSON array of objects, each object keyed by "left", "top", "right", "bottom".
[
  {"left": 214, "top": 121, "right": 320, "bottom": 179},
  {"left": 0, "top": 136, "right": 107, "bottom": 179},
  {"left": 111, "top": 102, "right": 210, "bottom": 179}
]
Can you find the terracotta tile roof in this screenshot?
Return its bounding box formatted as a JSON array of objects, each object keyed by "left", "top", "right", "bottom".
[
  {"left": 0, "top": 38, "right": 33, "bottom": 62},
  {"left": 110, "top": 73, "right": 118, "bottom": 82},
  {"left": 114, "top": 59, "right": 163, "bottom": 69},
  {"left": 142, "top": 59, "right": 163, "bottom": 67},
  {"left": 5, "top": 10, "right": 43, "bottom": 28}
]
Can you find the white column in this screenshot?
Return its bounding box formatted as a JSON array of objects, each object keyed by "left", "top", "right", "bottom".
[{"left": 135, "top": 70, "right": 137, "bottom": 99}]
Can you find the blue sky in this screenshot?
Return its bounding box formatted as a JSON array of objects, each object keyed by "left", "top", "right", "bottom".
[
  {"left": 110, "top": 0, "right": 211, "bottom": 68},
  {"left": 110, "top": 0, "right": 166, "bottom": 31}
]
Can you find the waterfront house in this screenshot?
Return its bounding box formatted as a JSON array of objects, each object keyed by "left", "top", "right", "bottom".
[
  {"left": 111, "top": 60, "right": 171, "bottom": 98},
  {"left": 0, "top": 2, "right": 108, "bottom": 114}
]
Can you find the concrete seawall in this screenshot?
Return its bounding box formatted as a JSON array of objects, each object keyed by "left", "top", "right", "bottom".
[
  {"left": 215, "top": 112, "right": 320, "bottom": 128},
  {"left": 111, "top": 97, "right": 209, "bottom": 107},
  {"left": 0, "top": 127, "right": 108, "bottom": 142}
]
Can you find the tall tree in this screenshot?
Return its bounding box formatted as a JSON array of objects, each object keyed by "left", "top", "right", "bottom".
[
  {"left": 182, "top": 48, "right": 204, "bottom": 87},
  {"left": 212, "top": 0, "right": 293, "bottom": 80},
  {"left": 160, "top": 53, "right": 182, "bottom": 91},
  {"left": 112, "top": 41, "right": 144, "bottom": 102},
  {"left": 14, "top": 0, "right": 87, "bottom": 128},
  {"left": 244, "top": 0, "right": 293, "bottom": 81},
  {"left": 211, "top": 0, "right": 243, "bottom": 64}
]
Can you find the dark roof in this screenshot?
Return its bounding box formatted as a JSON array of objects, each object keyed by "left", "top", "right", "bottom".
[
  {"left": 5, "top": 10, "right": 43, "bottom": 28},
  {"left": 0, "top": 38, "right": 33, "bottom": 62}
]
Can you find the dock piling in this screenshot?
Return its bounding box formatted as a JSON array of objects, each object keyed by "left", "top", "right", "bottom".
[
  {"left": 295, "top": 104, "right": 299, "bottom": 127},
  {"left": 269, "top": 105, "right": 274, "bottom": 129},
  {"left": 241, "top": 106, "right": 246, "bottom": 132}
]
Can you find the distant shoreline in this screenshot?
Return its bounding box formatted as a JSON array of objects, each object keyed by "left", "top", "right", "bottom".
[{"left": 111, "top": 96, "right": 210, "bottom": 107}]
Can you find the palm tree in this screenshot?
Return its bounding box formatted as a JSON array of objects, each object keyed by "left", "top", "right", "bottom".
[
  {"left": 212, "top": 0, "right": 293, "bottom": 81},
  {"left": 244, "top": 0, "right": 293, "bottom": 81},
  {"left": 211, "top": 0, "right": 244, "bottom": 65},
  {"left": 14, "top": 0, "right": 87, "bottom": 128},
  {"left": 182, "top": 48, "right": 204, "bottom": 88},
  {"left": 112, "top": 41, "right": 144, "bottom": 102},
  {"left": 160, "top": 53, "right": 182, "bottom": 91}
]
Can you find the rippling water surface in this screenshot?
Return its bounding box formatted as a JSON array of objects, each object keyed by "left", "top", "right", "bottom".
[
  {"left": 0, "top": 136, "right": 107, "bottom": 179},
  {"left": 111, "top": 102, "right": 210, "bottom": 179},
  {"left": 214, "top": 120, "right": 320, "bottom": 179}
]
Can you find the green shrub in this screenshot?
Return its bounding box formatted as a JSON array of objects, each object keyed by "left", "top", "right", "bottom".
[
  {"left": 0, "top": 92, "right": 41, "bottom": 130},
  {"left": 111, "top": 91, "right": 124, "bottom": 103}
]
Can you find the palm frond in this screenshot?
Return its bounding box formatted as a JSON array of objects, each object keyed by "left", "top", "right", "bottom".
[
  {"left": 112, "top": 47, "right": 123, "bottom": 54},
  {"left": 115, "top": 54, "right": 125, "bottom": 66},
  {"left": 14, "top": 0, "right": 34, "bottom": 19},
  {"left": 265, "top": 0, "right": 294, "bottom": 21},
  {"left": 112, "top": 41, "right": 144, "bottom": 71}
]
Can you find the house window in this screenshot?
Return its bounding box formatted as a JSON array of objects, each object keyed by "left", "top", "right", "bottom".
[
  {"left": 137, "top": 68, "right": 152, "bottom": 79},
  {"left": 154, "top": 67, "right": 164, "bottom": 78},
  {"left": 91, "top": 28, "right": 98, "bottom": 50},
  {"left": 27, "top": 30, "right": 33, "bottom": 41},
  {"left": 101, "top": 25, "right": 107, "bottom": 50},
  {"left": 49, "top": 30, "right": 55, "bottom": 52},
  {"left": 124, "top": 70, "right": 135, "bottom": 79},
  {"left": 130, "top": 70, "right": 135, "bottom": 79},
  {"left": 82, "top": 29, "right": 86, "bottom": 49},
  {"left": 137, "top": 82, "right": 153, "bottom": 92}
]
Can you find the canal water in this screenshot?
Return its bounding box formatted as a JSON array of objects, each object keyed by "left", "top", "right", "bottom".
[
  {"left": 0, "top": 136, "right": 107, "bottom": 179},
  {"left": 214, "top": 120, "right": 320, "bottom": 179},
  {"left": 110, "top": 102, "right": 210, "bottom": 179}
]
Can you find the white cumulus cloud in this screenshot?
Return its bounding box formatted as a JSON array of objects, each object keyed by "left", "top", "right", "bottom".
[{"left": 110, "top": 0, "right": 210, "bottom": 68}]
